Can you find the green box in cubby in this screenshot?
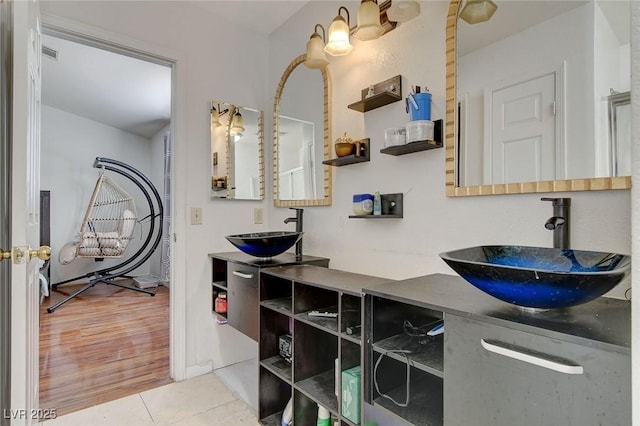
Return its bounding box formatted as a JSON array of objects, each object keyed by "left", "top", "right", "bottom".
[{"left": 341, "top": 365, "right": 361, "bottom": 424}]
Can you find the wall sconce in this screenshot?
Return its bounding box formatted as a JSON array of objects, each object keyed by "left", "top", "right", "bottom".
[
  {"left": 230, "top": 109, "right": 245, "bottom": 136},
  {"left": 354, "top": 0, "right": 384, "bottom": 41},
  {"left": 210, "top": 102, "right": 229, "bottom": 128},
  {"left": 325, "top": 6, "right": 353, "bottom": 56},
  {"left": 304, "top": 24, "right": 329, "bottom": 69},
  {"left": 459, "top": 0, "right": 498, "bottom": 24},
  {"left": 387, "top": 0, "right": 420, "bottom": 23}
]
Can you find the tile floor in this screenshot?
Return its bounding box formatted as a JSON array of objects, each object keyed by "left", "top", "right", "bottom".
[{"left": 41, "top": 360, "right": 260, "bottom": 425}]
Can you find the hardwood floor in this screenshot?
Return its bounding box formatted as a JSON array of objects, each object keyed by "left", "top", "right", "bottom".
[{"left": 39, "top": 280, "right": 172, "bottom": 416}]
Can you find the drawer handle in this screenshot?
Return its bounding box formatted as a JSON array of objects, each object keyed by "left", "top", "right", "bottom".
[
  {"left": 232, "top": 271, "right": 254, "bottom": 279},
  {"left": 480, "top": 339, "right": 584, "bottom": 375}
]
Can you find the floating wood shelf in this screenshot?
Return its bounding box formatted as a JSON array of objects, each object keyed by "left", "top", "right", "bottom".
[
  {"left": 323, "top": 138, "right": 370, "bottom": 166},
  {"left": 380, "top": 119, "right": 444, "bottom": 156},
  {"left": 348, "top": 75, "right": 402, "bottom": 113}
]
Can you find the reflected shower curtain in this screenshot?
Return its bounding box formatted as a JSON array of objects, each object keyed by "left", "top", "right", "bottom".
[{"left": 160, "top": 132, "right": 172, "bottom": 284}]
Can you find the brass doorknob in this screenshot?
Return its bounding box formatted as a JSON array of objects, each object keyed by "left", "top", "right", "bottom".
[
  {"left": 29, "top": 246, "right": 51, "bottom": 261},
  {"left": 0, "top": 248, "right": 11, "bottom": 261}
]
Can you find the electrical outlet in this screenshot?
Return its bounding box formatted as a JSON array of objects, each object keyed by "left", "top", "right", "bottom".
[
  {"left": 253, "top": 208, "right": 263, "bottom": 224},
  {"left": 190, "top": 207, "right": 202, "bottom": 225}
]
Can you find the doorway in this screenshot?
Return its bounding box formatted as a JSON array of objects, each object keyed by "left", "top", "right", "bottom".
[
  {"left": 485, "top": 71, "right": 558, "bottom": 184},
  {"left": 39, "top": 29, "right": 174, "bottom": 415}
]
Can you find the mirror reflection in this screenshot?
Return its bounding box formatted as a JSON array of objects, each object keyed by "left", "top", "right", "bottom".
[
  {"left": 210, "top": 101, "right": 264, "bottom": 200},
  {"left": 456, "top": 0, "right": 630, "bottom": 187},
  {"left": 274, "top": 54, "right": 332, "bottom": 207}
]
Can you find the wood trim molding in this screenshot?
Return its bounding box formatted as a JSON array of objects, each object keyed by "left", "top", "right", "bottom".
[{"left": 445, "top": 0, "right": 631, "bottom": 197}]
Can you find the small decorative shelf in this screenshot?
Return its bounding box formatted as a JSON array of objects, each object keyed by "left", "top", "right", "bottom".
[
  {"left": 348, "top": 193, "right": 403, "bottom": 219},
  {"left": 381, "top": 119, "right": 444, "bottom": 156},
  {"left": 323, "top": 139, "right": 370, "bottom": 167},
  {"left": 348, "top": 75, "right": 402, "bottom": 113}
]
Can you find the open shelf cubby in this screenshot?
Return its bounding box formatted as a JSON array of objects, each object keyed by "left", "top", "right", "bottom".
[
  {"left": 323, "top": 139, "right": 370, "bottom": 167},
  {"left": 259, "top": 367, "right": 292, "bottom": 424},
  {"left": 380, "top": 119, "right": 444, "bottom": 156},
  {"left": 347, "top": 75, "right": 403, "bottom": 113}
]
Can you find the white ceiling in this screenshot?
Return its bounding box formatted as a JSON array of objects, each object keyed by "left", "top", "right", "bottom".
[
  {"left": 41, "top": 34, "right": 172, "bottom": 139},
  {"left": 458, "top": 1, "right": 629, "bottom": 56},
  {"left": 41, "top": 1, "right": 307, "bottom": 139}
]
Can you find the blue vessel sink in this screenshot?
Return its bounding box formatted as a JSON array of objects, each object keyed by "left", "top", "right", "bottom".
[
  {"left": 225, "top": 231, "right": 302, "bottom": 258},
  {"left": 439, "top": 245, "right": 630, "bottom": 309}
]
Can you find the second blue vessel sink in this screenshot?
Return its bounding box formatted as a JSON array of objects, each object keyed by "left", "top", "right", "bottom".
[
  {"left": 439, "top": 245, "right": 630, "bottom": 309},
  {"left": 226, "top": 231, "right": 302, "bottom": 258}
]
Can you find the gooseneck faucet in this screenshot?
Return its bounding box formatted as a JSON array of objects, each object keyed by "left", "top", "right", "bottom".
[
  {"left": 541, "top": 197, "right": 571, "bottom": 249},
  {"left": 283, "top": 208, "right": 303, "bottom": 258}
]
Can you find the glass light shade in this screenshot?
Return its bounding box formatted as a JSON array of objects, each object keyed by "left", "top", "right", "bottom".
[
  {"left": 387, "top": 0, "right": 420, "bottom": 23},
  {"left": 230, "top": 112, "right": 244, "bottom": 135},
  {"left": 324, "top": 15, "right": 353, "bottom": 56},
  {"left": 305, "top": 33, "right": 329, "bottom": 69},
  {"left": 459, "top": 0, "right": 498, "bottom": 24},
  {"left": 210, "top": 107, "right": 221, "bottom": 127},
  {"left": 354, "top": 0, "right": 384, "bottom": 41}
]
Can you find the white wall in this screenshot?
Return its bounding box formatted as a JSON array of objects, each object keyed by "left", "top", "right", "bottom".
[
  {"left": 41, "top": 105, "right": 155, "bottom": 283},
  {"left": 268, "top": 1, "right": 631, "bottom": 295}
]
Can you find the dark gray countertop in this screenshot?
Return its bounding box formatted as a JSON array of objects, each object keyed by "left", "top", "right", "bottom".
[
  {"left": 261, "top": 264, "right": 394, "bottom": 297},
  {"left": 364, "top": 273, "right": 631, "bottom": 354},
  {"left": 209, "top": 251, "right": 329, "bottom": 268}
]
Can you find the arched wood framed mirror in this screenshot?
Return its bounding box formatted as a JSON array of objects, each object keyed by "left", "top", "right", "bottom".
[
  {"left": 445, "top": 0, "right": 631, "bottom": 197},
  {"left": 273, "top": 54, "right": 332, "bottom": 206}
]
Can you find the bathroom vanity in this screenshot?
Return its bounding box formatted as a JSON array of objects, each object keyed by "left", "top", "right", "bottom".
[
  {"left": 209, "top": 252, "right": 329, "bottom": 341},
  {"left": 364, "top": 273, "right": 631, "bottom": 426}
]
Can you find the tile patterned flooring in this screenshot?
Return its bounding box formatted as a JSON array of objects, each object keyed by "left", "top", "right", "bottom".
[{"left": 42, "top": 366, "right": 260, "bottom": 425}]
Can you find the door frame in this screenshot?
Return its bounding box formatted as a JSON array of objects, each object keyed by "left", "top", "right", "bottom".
[
  {"left": 1, "top": 1, "right": 13, "bottom": 423},
  {"left": 40, "top": 12, "right": 187, "bottom": 381}
]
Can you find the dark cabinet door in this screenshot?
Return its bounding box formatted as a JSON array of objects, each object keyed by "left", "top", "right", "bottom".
[
  {"left": 227, "top": 263, "right": 259, "bottom": 341},
  {"left": 444, "top": 314, "right": 631, "bottom": 426}
]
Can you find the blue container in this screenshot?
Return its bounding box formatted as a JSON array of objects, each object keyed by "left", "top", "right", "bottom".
[{"left": 408, "top": 92, "right": 432, "bottom": 121}]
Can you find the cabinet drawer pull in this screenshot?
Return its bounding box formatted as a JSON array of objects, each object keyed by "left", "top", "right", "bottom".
[
  {"left": 232, "top": 271, "right": 254, "bottom": 279},
  {"left": 480, "top": 339, "right": 584, "bottom": 375}
]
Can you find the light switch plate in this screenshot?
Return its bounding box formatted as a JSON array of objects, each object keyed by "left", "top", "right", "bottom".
[
  {"left": 191, "top": 207, "right": 202, "bottom": 225},
  {"left": 254, "top": 208, "right": 263, "bottom": 224}
]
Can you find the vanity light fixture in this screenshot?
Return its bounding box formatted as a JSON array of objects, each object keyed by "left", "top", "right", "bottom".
[
  {"left": 210, "top": 104, "right": 221, "bottom": 127},
  {"left": 210, "top": 102, "right": 230, "bottom": 128},
  {"left": 230, "top": 109, "right": 245, "bottom": 136},
  {"left": 304, "top": 24, "right": 329, "bottom": 69},
  {"left": 354, "top": 0, "right": 384, "bottom": 41},
  {"left": 459, "top": 0, "right": 498, "bottom": 24},
  {"left": 325, "top": 6, "right": 353, "bottom": 56},
  {"left": 387, "top": 0, "right": 420, "bottom": 23}
]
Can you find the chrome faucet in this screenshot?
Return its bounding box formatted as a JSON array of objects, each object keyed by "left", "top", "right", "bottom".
[
  {"left": 541, "top": 197, "right": 571, "bottom": 249},
  {"left": 283, "top": 208, "right": 303, "bottom": 257}
]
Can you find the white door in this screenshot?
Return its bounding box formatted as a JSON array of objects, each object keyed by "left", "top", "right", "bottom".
[
  {"left": 9, "top": 1, "right": 46, "bottom": 424},
  {"left": 485, "top": 72, "right": 557, "bottom": 184}
]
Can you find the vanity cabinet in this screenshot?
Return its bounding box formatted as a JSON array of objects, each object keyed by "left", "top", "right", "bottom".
[
  {"left": 363, "top": 273, "right": 631, "bottom": 426},
  {"left": 444, "top": 314, "right": 631, "bottom": 426},
  {"left": 258, "top": 265, "right": 391, "bottom": 425},
  {"left": 209, "top": 252, "right": 329, "bottom": 341}
]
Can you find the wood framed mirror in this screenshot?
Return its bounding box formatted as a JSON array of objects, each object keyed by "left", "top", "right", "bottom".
[
  {"left": 273, "top": 54, "right": 332, "bottom": 207},
  {"left": 445, "top": 0, "right": 631, "bottom": 196},
  {"left": 210, "top": 101, "right": 264, "bottom": 200}
]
